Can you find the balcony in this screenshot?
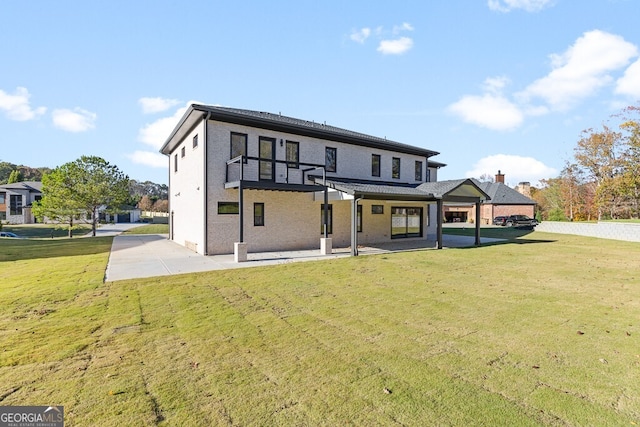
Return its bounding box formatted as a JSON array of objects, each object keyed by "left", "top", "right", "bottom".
[{"left": 225, "top": 156, "right": 327, "bottom": 192}]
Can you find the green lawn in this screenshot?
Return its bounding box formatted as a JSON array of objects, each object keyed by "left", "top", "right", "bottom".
[
  {"left": 1, "top": 223, "right": 92, "bottom": 238},
  {"left": 122, "top": 224, "right": 169, "bottom": 234},
  {"left": 0, "top": 232, "right": 638, "bottom": 425}
]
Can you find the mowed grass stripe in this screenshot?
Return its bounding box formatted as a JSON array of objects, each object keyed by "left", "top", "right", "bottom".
[{"left": 0, "top": 231, "right": 638, "bottom": 425}]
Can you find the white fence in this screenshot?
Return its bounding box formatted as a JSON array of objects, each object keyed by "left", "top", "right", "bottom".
[{"left": 536, "top": 221, "right": 640, "bottom": 242}]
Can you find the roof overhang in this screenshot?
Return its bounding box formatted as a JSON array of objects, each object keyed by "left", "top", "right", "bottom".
[
  {"left": 312, "top": 177, "right": 490, "bottom": 203},
  {"left": 160, "top": 104, "right": 440, "bottom": 159}
]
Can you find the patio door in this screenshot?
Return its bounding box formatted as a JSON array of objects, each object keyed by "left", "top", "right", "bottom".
[
  {"left": 391, "top": 207, "right": 423, "bottom": 238},
  {"left": 259, "top": 137, "right": 275, "bottom": 181}
]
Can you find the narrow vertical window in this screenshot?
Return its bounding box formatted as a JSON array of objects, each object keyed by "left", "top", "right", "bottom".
[
  {"left": 230, "top": 132, "right": 248, "bottom": 162},
  {"left": 371, "top": 154, "right": 381, "bottom": 177},
  {"left": 392, "top": 157, "right": 401, "bottom": 179},
  {"left": 320, "top": 204, "right": 333, "bottom": 234},
  {"left": 325, "top": 147, "right": 337, "bottom": 172},
  {"left": 426, "top": 168, "right": 431, "bottom": 182},
  {"left": 286, "top": 141, "right": 299, "bottom": 168},
  {"left": 193, "top": 134, "right": 198, "bottom": 148},
  {"left": 174, "top": 154, "right": 178, "bottom": 172},
  {"left": 181, "top": 146, "right": 186, "bottom": 158},
  {"left": 254, "top": 203, "right": 264, "bottom": 226},
  {"left": 357, "top": 204, "right": 362, "bottom": 232},
  {"left": 415, "top": 160, "right": 423, "bottom": 181}
]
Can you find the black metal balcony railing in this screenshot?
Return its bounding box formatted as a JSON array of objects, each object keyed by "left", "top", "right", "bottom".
[{"left": 226, "top": 155, "right": 326, "bottom": 187}]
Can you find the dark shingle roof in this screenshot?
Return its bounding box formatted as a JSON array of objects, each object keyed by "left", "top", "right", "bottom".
[
  {"left": 161, "top": 104, "right": 440, "bottom": 158},
  {"left": 0, "top": 181, "right": 42, "bottom": 192},
  {"left": 476, "top": 181, "right": 535, "bottom": 205}
]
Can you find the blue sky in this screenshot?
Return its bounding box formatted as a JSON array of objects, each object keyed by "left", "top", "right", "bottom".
[{"left": 1, "top": 0, "right": 639, "bottom": 187}]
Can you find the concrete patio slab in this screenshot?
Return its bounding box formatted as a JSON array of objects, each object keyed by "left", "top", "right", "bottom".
[{"left": 105, "top": 233, "right": 502, "bottom": 281}]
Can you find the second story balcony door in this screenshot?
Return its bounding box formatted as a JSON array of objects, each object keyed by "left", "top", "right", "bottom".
[{"left": 259, "top": 137, "right": 276, "bottom": 181}]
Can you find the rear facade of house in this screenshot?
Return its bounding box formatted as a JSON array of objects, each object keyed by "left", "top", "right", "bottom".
[
  {"left": 0, "top": 181, "right": 42, "bottom": 224},
  {"left": 161, "top": 105, "right": 445, "bottom": 255}
]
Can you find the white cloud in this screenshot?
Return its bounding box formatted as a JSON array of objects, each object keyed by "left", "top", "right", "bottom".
[
  {"left": 377, "top": 37, "right": 414, "bottom": 55},
  {"left": 449, "top": 76, "right": 523, "bottom": 131},
  {"left": 52, "top": 108, "right": 96, "bottom": 132},
  {"left": 466, "top": 154, "right": 558, "bottom": 185},
  {"left": 488, "top": 0, "right": 554, "bottom": 13},
  {"left": 518, "top": 30, "right": 638, "bottom": 111},
  {"left": 393, "top": 22, "right": 414, "bottom": 34},
  {"left": 0, "top": 87, "right": 46, "bottom": 121},
  {"left": 138, "top": 104, "right": 190, "bottom": 149},
  {"left": 127, "top": 150, "right": 168, "bottom": 168},
  {"left": 139, "top": 97, "right": 181, "bottom": 114},
  {"left": 350, "top": 27, "right": 371, "bottom": 44},
  {"left": 615, "top": 59, "right": 640, "bottom": 98}
]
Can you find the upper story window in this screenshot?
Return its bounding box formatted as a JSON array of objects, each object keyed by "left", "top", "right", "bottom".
[
  {"left": 415, "top": 160, "right": 423, "bottom": 181},
  {"left": 392, "top": 157, "right": 401, "bottom": 179},
  {"left": 230, "top": 132, "right": 248, "bottom": 162},
  {"left": 426, "top": 168, "right": 431, "bottom": 182},
  {"left": 9, "top": 194, "right": 22, "bottom": 215},
  {"left": 286, "top": 141, "right": 299, "bottom": 168},
  {"left": 193, "top": 134, "right": 198, "bottom": 148},
  {"left": 181, "top": 146, "right": 186, "bottom": 158},
  {"left": 371, "top": 154, "right": 381, "bottom": 177},
  {"left": 325, "top": 147, "right": 337, "bottom": 172},
  {"left": 0, "top": 192, "right": 5, "bottom": 204},
  {"left": 174, "top": 154, "right": 178, "bottom": 172}
]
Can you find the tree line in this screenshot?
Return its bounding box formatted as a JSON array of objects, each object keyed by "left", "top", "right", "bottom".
[{"left": 532, "top": 105, "right": 640, "bottom": 221}]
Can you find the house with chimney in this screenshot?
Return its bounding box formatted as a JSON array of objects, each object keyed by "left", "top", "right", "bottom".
[
  {"left": 160, "top": 104, "right": 490, "bottom": 260},
  {"left": 443, "top": 171, "right": 536, "bottom": 224}
]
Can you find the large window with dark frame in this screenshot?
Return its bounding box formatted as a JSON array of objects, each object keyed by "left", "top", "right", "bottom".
[
  {"left": 9, "top": 195, "right": 22, "bottom": 216},
  {"left": 230, "top": 132, "right": 248, "bottom": 162},
  {"left": 320, "top": 204, "right": 333, "bottom": 234},
  {"left": 392, "top": 157, "right": 401, "bottom": 179},
  {"left": 391, "top": 207, "right": 422, "bottom": 238},
  {"left": 218, "top": 202, "right": 239, "bottom": 214},
  {"left": 415, "top": 160, "right": 423, "bottom": 181},
  {"left": 371, "top": 154, "right": 381, "bottom": 177},
  {"left": 325, "top": 147, "right": 337, "bottom": 172},
  {"left": 254, "top": 203, "right": 264, "bottom": 226},
  {"left": 259, "top": 136, "right": 276, "bottom": 181},
  {"left": 286, "top": 141, "right": 299, "bottom": 168}
]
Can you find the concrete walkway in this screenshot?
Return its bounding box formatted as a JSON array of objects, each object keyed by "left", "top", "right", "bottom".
[{"left": 105, "top": 233, "right": 502, "bottom": 281}]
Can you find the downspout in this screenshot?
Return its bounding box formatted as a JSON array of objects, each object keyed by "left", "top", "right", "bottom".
[{"left": 203, "top": 112, "right": 211, "bottom": 255}]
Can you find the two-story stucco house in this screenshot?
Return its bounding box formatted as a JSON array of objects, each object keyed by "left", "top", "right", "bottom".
[
  {"left": 160, "top": 105, "right": 489, "bottom": 260},
  {"left": 0, "top": 181, "right": 42, "bottom": 224}
]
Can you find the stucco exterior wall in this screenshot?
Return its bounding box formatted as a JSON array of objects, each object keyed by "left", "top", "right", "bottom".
[{"left": 169, "top": 122, "right": 206, "bottom": 253}]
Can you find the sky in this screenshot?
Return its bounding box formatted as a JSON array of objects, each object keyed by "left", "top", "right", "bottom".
[{"left": 1, "top": 0, "right": 640, "bottom": 187}]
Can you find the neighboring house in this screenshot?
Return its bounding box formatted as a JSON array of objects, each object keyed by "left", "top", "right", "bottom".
[
  {"left": 443, "top": 171, "right": 536, "bottom": 224},
  {"left": 0, "top": 181, "right": 42, "bottom": 224},
  {"left": 160, "top": 105, "right": 489, "bottom": 260}
]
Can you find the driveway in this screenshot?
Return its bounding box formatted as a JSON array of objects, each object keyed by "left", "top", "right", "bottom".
[{"left": 104, "top": 233, "right": 502, "bottom": 281}]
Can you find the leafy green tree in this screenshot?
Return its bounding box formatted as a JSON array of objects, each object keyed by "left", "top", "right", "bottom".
[
  {"left": 34, "top": 156, "right": 130, "bottom": 237},
  {"left": 7, "top": 169, "right": 23, "bottom": 183}
]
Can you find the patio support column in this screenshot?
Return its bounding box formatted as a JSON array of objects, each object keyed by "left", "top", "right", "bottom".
[
  {"left": 238, "top": 181, "right": 244, "bottom": 243},
  {"left": 475, "top": 200, "right": 481, "bottom": 246},
  {"left": 350, "top": 198, "right": 360, "bottom": 256},
  {"left": 235, "top": 181, "right": 247, "bottom": 262},
  {"left": 436, "top": 199, "right": 443, "bottom": 249}
]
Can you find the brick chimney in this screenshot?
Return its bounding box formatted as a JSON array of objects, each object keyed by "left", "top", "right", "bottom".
[{"left": 495, "top": 170, "right": 505, "bottom": 184}]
